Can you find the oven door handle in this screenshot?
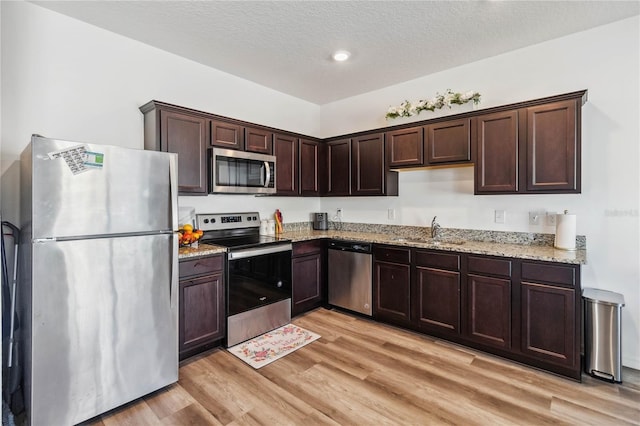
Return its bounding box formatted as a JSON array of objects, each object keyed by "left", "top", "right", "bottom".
[{"left": 228, "top": 243, "right": 292, "bottom": 260}]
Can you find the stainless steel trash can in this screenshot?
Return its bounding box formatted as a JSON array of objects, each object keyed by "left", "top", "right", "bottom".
[{"left": 583, "top": 288, "right": 625, "bottom": 382}]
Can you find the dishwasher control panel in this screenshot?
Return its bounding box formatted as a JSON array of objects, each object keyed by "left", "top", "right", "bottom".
[{"left": 328, "top": 240, "right": 372, "bottom": 253}]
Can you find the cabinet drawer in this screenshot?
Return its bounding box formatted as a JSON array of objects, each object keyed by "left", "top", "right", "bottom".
[
  {"left": 373, "top": 246, "right": 411, "bottom": 264},
  {"left": 293, "top": 240, "right": 324, "bottom": 257},
  {"left": 179, "top": 255, "right": 223, "bottom": 279},
  {"left": 468, "top": 256, "right": 512, "bottom": 278},
  {"left": 415, "top": 250, "right": 460, "bottom": 271},
  {"left": 521, "top": 262, "right": 576, "bottom": 287}
]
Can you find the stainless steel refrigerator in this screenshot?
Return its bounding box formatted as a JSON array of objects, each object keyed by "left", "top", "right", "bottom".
[{"left": 18, "top": 135, "right": 179, "bottom": 425}]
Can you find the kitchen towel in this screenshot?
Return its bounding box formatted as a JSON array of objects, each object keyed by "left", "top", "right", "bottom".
[{"left": 555, "top": 211, "right": 577, "bottom": 250}]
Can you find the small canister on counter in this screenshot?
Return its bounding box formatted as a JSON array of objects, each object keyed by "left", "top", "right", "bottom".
[
  {"left": 267, "top": 219, "right": 276, "bottom": 236},
  {"left": 260, "top": 219, "right": 269, "bottom": 235}
]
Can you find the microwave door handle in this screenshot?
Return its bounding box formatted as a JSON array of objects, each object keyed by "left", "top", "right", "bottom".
[{"left": 263, "top": 161, "right": 271, "bottom": 188}]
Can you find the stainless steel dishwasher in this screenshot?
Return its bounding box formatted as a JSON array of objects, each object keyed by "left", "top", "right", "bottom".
[{"left": 328, "top": 240, "right": 373, "bottom": 316}]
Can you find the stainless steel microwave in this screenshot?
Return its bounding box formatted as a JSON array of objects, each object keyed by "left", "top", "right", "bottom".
[{"left": 211, "top": 148, "right": 276, "bottom": 194}]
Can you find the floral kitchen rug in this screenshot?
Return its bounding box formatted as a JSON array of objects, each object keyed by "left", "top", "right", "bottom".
[{"left": 227, "top": 324, "right": 320, "bottom": 369}]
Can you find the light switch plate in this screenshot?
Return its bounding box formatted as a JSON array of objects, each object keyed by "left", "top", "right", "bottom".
[
  {"left": 388, "top": 208, "right": 396, "bottom": 220},
  {"left": 494, "top": 209, "right": 506, "bottom": 224}
]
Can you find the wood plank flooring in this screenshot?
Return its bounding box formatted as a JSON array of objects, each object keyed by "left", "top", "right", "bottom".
[{"left": 87, "top": 308, "right": 640, "bottom": 425}]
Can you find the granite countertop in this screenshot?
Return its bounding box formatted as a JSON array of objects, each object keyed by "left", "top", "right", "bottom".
[
  {"left": 178, "top": 243, "right": 226, "bottom": 259},
  {"left": 178, "top": 229, "right": 586, "bottom": 265},
  {"left": 281, "top": 230, "right": 587, "bottom": 265}
]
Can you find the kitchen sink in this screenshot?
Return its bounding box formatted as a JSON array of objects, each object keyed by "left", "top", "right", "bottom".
[
  {"left": 432, "top": 239, "right": 466, "bottom": 246},
  {"left": 390, "top": 237, "right": 429, "bottom": 243},
  {"left": 391, "top": 237, "right": 465, "bottom": 246},
  {"left": 390, "top": 237, "right": 465, "bottom": 245}
]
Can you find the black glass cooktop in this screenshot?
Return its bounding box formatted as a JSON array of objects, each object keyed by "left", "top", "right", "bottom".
[{"left": 201, "top": 233, "right": 289, "bottom": 250}]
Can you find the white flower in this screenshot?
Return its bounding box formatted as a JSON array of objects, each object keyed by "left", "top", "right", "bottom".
[{"left": 386, "top": 90, "right": 481, "bottom": 119}]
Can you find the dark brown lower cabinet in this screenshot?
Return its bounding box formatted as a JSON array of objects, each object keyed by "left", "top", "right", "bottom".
[
  {"left": 179, "top": 255, "right": 225, "bottom": 360},
  {"left": 292, "top": 240, "right": 325, "bottom": 316},
  {"left": 467, "top": 274, "right": 511, "bottom": 349},
  {"left": 414, "top": 266, "right": 460, "bottom": 335},
  {"left": 465, "top": 255, "right": 513, "bottom": 350},
  {"left": 521, "top": 282, "right": 577, "bottom": 369},
  {"left": 369, "top": 245, "right": 581, "bottom": 380},
  {"left": 413, "top": 250, "right": 461, "bottom": 337},
  {"left": 373, "top": 246, "right": 411, "bottom": 326}
]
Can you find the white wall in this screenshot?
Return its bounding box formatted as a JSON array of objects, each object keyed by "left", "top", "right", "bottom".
[
  {"left": 2, "top": 1, "right": 638, "bottom": 368},
  {"left": 319, "top": 16, "right": 640, "bottom": 368},
  {"left": 0, "top": 1, "right": 321, "bottom": 225}
]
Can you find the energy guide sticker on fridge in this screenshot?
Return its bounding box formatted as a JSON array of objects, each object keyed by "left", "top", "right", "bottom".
[
  {"left": 83, "top": 151, "right": 104, "bottom": 169},
  {"left": 47, "top": 144, "right": 103, "bottom": 174}
]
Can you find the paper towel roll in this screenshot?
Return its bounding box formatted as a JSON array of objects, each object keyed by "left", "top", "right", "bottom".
[{"left": 555, "top": 211, "right": 576, "bottom": 250}]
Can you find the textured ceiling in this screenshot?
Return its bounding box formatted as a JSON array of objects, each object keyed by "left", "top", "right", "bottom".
[{"left": 31, "top": 1, "right": 640, "bottom": 105}]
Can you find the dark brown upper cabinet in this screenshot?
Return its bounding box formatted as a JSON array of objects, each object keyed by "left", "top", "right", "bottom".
[
  {"left": 300, "top": 139, "right": 324, "bottom": 196},
  {"left": 245, "top": 126, "right": 273, "bottom": 154},
  {"left": 211, "top": 119, "right": 243, "bottom": 150},
  {"left": 526, "top": 100, "right": 579, "bottom": 192},
  {"left": 140, "top": 101, "right": 209, "bottom": 196},
  {"left": 325, "top": 139, "right": 351, "bottom": 196},
  {"left": 273, "top": 133, "right": 299, "bottom": 195},
  {"left": 351, "top": 133, "right": 399, "bottom": 196},
  {"left": 474, "top": 110, "right": 519, "bottom": 194},
  {"left": 475, "top": 92, "right": 583, "bottom": 195},
  {"left": 386, "top": 126, "right": 424, "bottom": 168},
  {"left": 424, "top": 118, "right": 471, "bottom": 165}
]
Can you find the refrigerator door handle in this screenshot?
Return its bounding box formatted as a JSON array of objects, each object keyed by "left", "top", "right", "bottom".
[
  {"left": 169, "top": 154, "right": 178, "bottom": 231},
  {"left": 170, "top": 233, "right": 178, "bottom": 309}
]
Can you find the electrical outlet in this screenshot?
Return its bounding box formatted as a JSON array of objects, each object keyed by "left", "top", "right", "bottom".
[
  {"left": 494, "top": 209, "right": 506, "bottom": 224},
  {"left": 546, "top": 212, "right": 557, "bottom": 226},
  {"left": 388, "top": 208, "right": 396, "bottom": 220},
  {"left": 336, "top": 208, "right": 342, "bottom": 219}
]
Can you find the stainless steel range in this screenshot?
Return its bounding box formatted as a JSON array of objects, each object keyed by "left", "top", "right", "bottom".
[{"left": 197, "top": 212, "right": 292, "bottom": 347}]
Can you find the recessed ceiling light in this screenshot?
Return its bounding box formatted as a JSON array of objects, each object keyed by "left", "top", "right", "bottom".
[{"left": 333, "top": 50, "right": 351, "bottom": 62}]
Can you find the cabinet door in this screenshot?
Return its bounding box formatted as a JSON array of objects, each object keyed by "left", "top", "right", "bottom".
[
  {"left": 425, "top": 118, "right": 471, "bottom": 165},
  {"left": 414, "top": 266, "right": 460, "bottom": 335},
  {"left": 211, "top": 119, "right": 243, "bottom": 150},
  {"left": 467, "top": 274, "right": 511, "bottom": 349},
  {"left": 300, "top": 139, "right": 323, "bottom": 196},
  {"left": 160, "top": 110, "right": 208, "bottom": 195},
  {"left": 526, "top": 100, "right": 579, "bottom": 192},
  {"left": 179, "top": 272, "right": 224, "bottom": 358},
  {"left": 385, "top": 126, "right": 424, "bottom": 168},
  {"left": 374, "top": 261, "right": 411, "bottom": 325},
  {"left": 521, "top": 282, "right": 577, "bottom": 368},
  {"left": 326, "top": 139, "right": 351, "bottom": 196},
  {"left": 292, "top": 253, "right": 323, "bottom": 316},
  {"left": 474, "top": 111, "right": 519, "bottom": 194},
  {"left": 245, "top": 126, "right": 273, "bottom": 154},
  {"left": 274, "top": 133, "right": 299, "bottom": 195},
  {"left": 352, "top": 133, "right": 385, "bottom": 195}
]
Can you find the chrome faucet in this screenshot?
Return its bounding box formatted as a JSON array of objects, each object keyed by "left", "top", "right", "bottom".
[{"left": 431, "top": 216, "right": 441, "bottom": 239}]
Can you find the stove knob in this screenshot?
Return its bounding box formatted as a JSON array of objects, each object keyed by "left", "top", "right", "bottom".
[
  {"left": 204, "top": 219, "right": 209, "bottom": 224},
  {"left": 253, "top": 216, "right": 257, "bottom": 221},
  {"left": 247, "top": 216, "right": 252, "bottom": 221},
  {"left": 212, "top": 218, "right": 216, "bottom": 223}
]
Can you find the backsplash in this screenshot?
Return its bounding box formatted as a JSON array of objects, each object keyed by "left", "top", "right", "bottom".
[{"left": 282, "top": 221, "right": 587, "bottom": 249}]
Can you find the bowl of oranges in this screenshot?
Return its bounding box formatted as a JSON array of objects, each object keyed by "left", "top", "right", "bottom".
[{"left": 178, "top": 224, "right": 204, "bottom": 247}]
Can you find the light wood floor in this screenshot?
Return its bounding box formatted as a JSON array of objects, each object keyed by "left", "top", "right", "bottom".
[{"left": 89, "top": 308, "right": 640, "bottom": 425}]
